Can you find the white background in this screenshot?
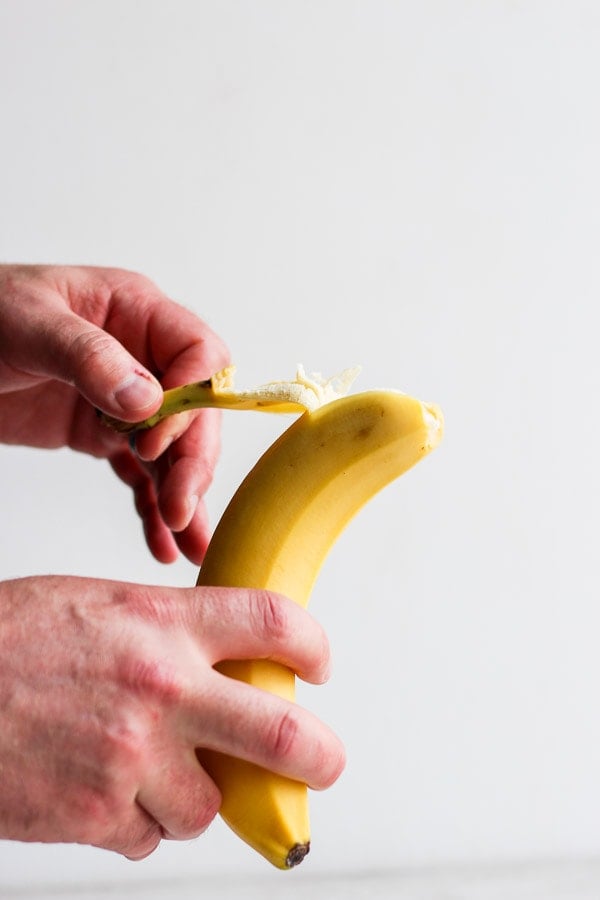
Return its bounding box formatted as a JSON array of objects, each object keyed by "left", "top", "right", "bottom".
[{"left": 0, "top": 0, "right": 599, "bottom": 893}]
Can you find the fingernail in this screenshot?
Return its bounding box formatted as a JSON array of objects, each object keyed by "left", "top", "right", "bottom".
[
  {"left": 187, "top": 494, "right": 199, "bottom": 522},
  {"left": 157, "top": 434, "right": 174, "bottom": 458},
  {"left": 114, "top": 373, "right": 161, "bottom": 413},
  {"left": 136, "top": 433, "right": 173, "bottom": 462},
  {"left": 320, "top": 658, "right": 333, "bottom": 683}
]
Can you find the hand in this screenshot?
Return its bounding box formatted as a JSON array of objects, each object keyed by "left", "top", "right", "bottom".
[
  {"left": 0, "top": 576, "right": 345, "bottom": 859},
  {"left": 0, "top": 264, "right": 230, "bottom": 564}
]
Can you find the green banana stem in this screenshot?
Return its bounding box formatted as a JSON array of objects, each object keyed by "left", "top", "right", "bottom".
[{"left": 100, "top": 380, "right": 219, "bottom": 434}]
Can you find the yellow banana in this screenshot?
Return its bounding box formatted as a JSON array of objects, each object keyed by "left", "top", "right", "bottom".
[{"left": 195, "top": 387, "right": 444, "bottom": 869}]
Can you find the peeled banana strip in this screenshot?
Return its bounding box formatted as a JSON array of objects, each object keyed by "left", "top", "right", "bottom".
[
  {"left": 196, "top": 387, "right": 443, "bottom": 869},
  {"left": 100, "top": 364, "right": 362, "bottom": 433}
]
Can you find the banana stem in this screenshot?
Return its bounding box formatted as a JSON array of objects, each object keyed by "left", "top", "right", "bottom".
[{"left": 99, "top": 380, "right": 217, "bottom": 434}]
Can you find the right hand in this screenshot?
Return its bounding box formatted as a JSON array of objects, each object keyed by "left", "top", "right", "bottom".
[
  {"left": 0, "top": 264, "right": 231, "bottom": 565},
  {"left": 0, "top": 576, "right": 345, "bottom": 859}
]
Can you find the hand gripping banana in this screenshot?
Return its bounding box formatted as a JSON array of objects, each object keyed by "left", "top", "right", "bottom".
[{"left": 195, "top": 381, "right": 444, "bottom": 869}]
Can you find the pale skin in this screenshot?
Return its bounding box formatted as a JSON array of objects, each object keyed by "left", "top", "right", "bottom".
[{"left": 0, "top": 265, "right": 345, "bottom": 860}]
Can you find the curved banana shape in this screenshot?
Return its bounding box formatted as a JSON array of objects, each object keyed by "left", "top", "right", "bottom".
[{"left": 196, "top": 389, "right": 443, "bottom": 868}]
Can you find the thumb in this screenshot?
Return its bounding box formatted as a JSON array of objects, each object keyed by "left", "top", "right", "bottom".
[{"left": 44, "top": 311, "right": 163, "bottom": 419}]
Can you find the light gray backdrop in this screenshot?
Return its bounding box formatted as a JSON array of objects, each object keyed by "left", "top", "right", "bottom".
[{"left": 1, "top": 0, "right": 599, "bottom": 893}]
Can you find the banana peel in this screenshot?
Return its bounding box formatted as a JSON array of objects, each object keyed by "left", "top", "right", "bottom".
[{"left": 99, "top": 364, "right": 362, "bottom": 433}]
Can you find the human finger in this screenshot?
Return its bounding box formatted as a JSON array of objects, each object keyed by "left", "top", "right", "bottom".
[
  {"left": 124, "top": 406, "right": 219, "bottom": 564},
  {"left": 154, "top": 410, "right": 221, "bottom": 529},
  {"left": 109, "top": 446, "right": 207, "bottom": 564},
  {"left": 190, "top": 674, "right": 346, "bottom": 791},
  {"left": 134, "top": 402, "right": 221, "bottom": 467},
  {"left": 139, "top": 295, "right": 230, "bottom": 390},
  {"left": 141, "top": 496, "right": 180, "bottom": 564},
  {"left": 96, "top": 801, "right": 163, "bottom": 861},
  {"left": 172, "top": 499, "right": 211, "bottom": 565},
  {"left": 136, "top": 747, "right": 220, "bottom": 842},
  {"left": 108, "top": 448, "right": 179, "bottom": 563},
  {"left": 20, "top": 305, "right": 163, "bottom": 421},
  {"left": 190, "top": 587, "right": 332, "bottom": 686}
]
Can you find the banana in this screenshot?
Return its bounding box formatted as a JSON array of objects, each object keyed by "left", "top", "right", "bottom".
[{"left": 195, "top": 387, "right": 443, "bottom": 869}]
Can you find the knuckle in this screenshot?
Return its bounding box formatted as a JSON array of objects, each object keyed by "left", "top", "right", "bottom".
[
  {"left": 123, "top": 825, "right": 163, "bottom": 860},
  {"left": 69, "top": 785, "right": 130, "bottom": 846},
  {"left": 116, "top": 584, "right": 183, "bottom": 629},
  {"left": 249, "top": 590, "right": 289, "bottom": 643},
  {"left": 179, "top": 788, "right": 221, "bottom": 838},
  {"left": 120, "top": 654, "right": 185, "bottom": 705},
  {"left": 264, "top": 709, "right": 299, "bottom": 762},
  {"left": 96, "top": 717, "right": 147, "bottom": 775},
  {"left": 71, "top": 788, "right": 112, "bottom": 836},
  {"left": 71, "top": 327, "right": 116, "bottom": 370}
]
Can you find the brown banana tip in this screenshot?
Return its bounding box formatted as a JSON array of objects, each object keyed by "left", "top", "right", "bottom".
[{"left": 286, "top": 842, "right": 310, "bottom": 868}]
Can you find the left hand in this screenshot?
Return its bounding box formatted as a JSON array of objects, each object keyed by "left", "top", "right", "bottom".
[
  {"left": 0, "top": 264, "right": 230, "bottom": 564},
  {"left": 0, "top": 575, "right": 343, "bottom": 858}
]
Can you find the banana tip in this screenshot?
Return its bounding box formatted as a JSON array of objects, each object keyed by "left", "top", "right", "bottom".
[
  {"left": 285, "top": 842, "right": 310, "bottom": 868},
  {"left": 423, "top": 402, "right": 444, "bottom": 449}
]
